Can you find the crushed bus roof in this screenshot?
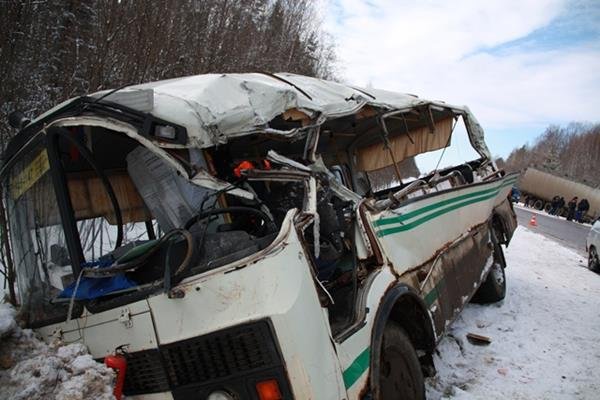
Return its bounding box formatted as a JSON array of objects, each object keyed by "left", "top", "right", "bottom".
[
  {"left": 89, "top": 73, "right": 491, "bottom": 159},
  {"left": 5, "top": 72, "right": 492, "bottom": 170}
]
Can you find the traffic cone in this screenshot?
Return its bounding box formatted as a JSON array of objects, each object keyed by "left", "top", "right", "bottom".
[{"left": 529, "top": 215, "right": 537, "bottom": 227}]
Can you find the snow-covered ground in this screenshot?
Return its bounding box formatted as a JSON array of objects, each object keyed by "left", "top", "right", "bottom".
[
  {"left": 426, "top": 227, "right": 600, "bottom": 399},
  {"left": 0, "top": 303, "right": 115, "bottom": 400}
]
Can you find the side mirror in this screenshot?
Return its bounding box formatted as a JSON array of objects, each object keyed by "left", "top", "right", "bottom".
[{"left": 8, "top": 110, "right": 31, "bottom": 130}]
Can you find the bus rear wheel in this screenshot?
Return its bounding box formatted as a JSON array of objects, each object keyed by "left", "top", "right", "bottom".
[
  {"left": 471, "top": 231, "right": 507, "bottom": 303},
  {"left": 379, "top": 321, "right": 425, "bottom": 400}
]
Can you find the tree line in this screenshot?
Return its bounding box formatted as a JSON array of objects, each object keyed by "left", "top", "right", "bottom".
[{"left": 500, "top": 122, "right": 600, "bottom": 187}]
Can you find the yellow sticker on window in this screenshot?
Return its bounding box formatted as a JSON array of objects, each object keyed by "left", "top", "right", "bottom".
[{"left": 10, "top": 150, "right": 50, "bottom": 200}]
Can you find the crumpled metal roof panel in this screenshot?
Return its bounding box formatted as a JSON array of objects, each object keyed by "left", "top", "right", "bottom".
[{"left": 86, "top": 72, "right": 490, "bottom": 159}]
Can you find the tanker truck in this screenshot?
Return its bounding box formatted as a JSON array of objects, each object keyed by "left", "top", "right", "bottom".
[{"left": 517, "top": 167, "right": 600, "bottom": 221}]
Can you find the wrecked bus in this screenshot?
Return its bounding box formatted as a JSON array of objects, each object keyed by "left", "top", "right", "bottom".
[{"left": 1, "top": 73, "right": 517, "bottom": 399}]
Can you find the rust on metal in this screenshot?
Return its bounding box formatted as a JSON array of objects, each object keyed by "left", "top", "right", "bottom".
[{"left": 358, "top": 376, "right": 372, "bottom": 399}]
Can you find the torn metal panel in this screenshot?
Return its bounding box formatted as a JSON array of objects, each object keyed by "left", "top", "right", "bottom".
[
  {"left": 267, "top": 150, "right": 311, "bottom": 172},
  {"left": 417, "top": 222, "right": 492, "bottom": 338},
  {"left": 79, "top": 73, "right": 492, "bottom": 161},
  {"left": 51, "top": 116, "right": 255, "bottom": 200},
  {"left": 242, "top": 169, "right": 311, "bottom": 182},
  {"left": 354, "top": 201, "right": 374, "bottom": 260},
  {"left": 462, "top": 107, "right": 492, "bottom": 160},
  {"left": 309, "top": 156, "right": 362, "bottom": 203},
  {"left": 190, "top": 169, "right": 254, "bottom": 200},
  {"left": 90, "top": 88, "right": 155, "bottom": 112},
  {"left": 51, "top": 116, "right": 191, "bottom": 176},
  {"left": 493, "top": 200, "right": 518, "bottom": 244}
]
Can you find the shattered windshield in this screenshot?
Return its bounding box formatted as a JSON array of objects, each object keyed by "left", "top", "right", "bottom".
[{"left": 3, "top": 144, "right": 72, "bottom": 325}]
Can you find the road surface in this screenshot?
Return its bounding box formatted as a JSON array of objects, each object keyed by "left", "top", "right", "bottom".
[{"left": 514, "top": 204, "right": 591, "bottom": 256}]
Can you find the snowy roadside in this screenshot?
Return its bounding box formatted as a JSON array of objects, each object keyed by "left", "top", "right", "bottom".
[
  {"left": 425, "top": 227, "right": 600, "bottom": 399},
  {"left": 0, "top": 302, "right": 115, "bottom": 400}
]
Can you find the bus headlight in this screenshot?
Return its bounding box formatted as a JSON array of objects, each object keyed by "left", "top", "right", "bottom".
[{"left": 207, "top": 390, "right": 236, "bottom": 400}]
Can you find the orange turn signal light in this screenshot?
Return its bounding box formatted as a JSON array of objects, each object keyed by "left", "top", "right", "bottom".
[{"left": 255, "top": 379, "right": 282, "bottom": 400}]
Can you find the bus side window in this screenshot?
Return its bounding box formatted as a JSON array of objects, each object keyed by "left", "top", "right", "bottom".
[{"left": 330, "top": 164, "right": 354, "bottom": 191}]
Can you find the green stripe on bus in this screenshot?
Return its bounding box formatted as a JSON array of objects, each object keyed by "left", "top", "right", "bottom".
[
  {"left": 424, "top": 277, "right": 445, "bottom": 306},
  {"left": 341, "top": 278, "right": 448, "bottom": 389},
  {"left": 376, "top": 191, "right": 500, "bottom": 237},
  {"left": 374, "top": 177, "right": 517, "bottom": 228},
  {"left": 343, "top": 347, "right": 371, "bottom": 389},
  {"left": 340, "top": 177, "right": 517, "bottom": 390}
]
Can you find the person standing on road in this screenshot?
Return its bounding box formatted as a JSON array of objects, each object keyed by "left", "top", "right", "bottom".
[
  {"left": 576, "top": 198, "right": 590, "bottom": 223},
  {"left": 550, "top": 195, "right": 560, "bottom": 215},
  {"left": 557, "top": 196, "right": 565, "bottom": 216},
  {"left": 567, "top": 196, "right": 578, "bottom": 221}
]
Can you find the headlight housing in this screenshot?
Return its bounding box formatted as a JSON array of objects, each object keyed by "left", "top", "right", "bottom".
[{"left": 207, "top": 389, "right": 236, "bottom": 400}]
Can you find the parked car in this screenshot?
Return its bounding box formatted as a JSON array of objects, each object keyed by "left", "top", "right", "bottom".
[
  {"left": 1, "top": 73, "right": 518, "bottom": 399},
  {"left": 587, "top": 218, "right": 600, "bottom": 272}
]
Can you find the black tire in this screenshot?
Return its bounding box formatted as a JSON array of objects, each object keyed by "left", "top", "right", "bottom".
[
  {"left": 533, "top": 199, "right": 544, "bottom": 210},
  {"left": 378, "top": 322, "right": 425, "bottom": 400},
  {"left": 471, "top": 232, "right": 507, "bottom": 304},
  {"left": 589, "top": 246, "right": 599, "bottom": 272}
]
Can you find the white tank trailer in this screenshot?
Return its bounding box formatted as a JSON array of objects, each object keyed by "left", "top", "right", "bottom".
[{"left": 517, "top": 167, "right": 600, "bottom": 220}]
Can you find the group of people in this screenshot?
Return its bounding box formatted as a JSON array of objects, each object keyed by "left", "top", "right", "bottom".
[
  {"left": 520, "top": 191, "right": 592, "bottom": 223},
  {"left": 550, "top": 195, "right": 590, "bottom": 222},
  {"left": 548, "top": 195, "right": 565, "bottom": 215}
]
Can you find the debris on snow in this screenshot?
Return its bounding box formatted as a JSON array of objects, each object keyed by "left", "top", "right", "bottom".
[
  {"left": 465, "top": 333, "right": 491, "bottom": 346},
  {"left": 0, "top": 303, "right": 115, "bottom": 400}
]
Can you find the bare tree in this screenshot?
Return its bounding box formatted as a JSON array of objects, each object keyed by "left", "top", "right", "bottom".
[{"left": 505, "top": 122, "right": 600, "bottom": 187}]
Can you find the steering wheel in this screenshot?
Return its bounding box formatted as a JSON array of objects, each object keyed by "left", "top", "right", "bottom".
[{"left": 184, "top": 206, "right": 278, "bottom": 235}]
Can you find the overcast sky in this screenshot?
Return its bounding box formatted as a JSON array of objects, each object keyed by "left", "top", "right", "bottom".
[{"left": 322, "top": 0, "right": 600, "bottom": 166}]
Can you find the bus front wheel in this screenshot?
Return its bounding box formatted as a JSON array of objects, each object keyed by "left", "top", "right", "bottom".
[{"left": 378, "top": 321, "right": 425, "bottom": 400}]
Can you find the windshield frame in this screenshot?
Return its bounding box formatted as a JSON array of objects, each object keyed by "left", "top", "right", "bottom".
[{"left": 1, "top": 131, "right": 84, "bottom": 327}]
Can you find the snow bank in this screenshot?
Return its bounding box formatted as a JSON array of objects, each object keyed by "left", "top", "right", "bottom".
[
  {"left": 0, "top": 303, "right": 16, "bottom": 338},
  {"left": 426, "top": 227, "right": 600, "bottom": 399},
  {"left": 0, "top": 303, "right": 115, "bottom": 400}
]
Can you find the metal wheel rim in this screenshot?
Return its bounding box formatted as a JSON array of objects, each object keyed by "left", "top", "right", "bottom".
[
  {"left": 380, "top": 344, "right": 418, "bottom": 398},
  {"left": 491, "top": 261, "right": 505, "bottom": 286},
  {"left": 590, "top": 248, "right": 599, "bottom": 270}
]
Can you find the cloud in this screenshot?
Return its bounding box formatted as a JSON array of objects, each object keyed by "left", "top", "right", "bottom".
[{"left": 324, "top": 0, "right": 600, "bottom": 134}]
